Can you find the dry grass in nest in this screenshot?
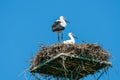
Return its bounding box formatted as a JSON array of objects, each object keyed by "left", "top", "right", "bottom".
[{"left": 30, "top": 43, "right": 111, "bottom": 79}]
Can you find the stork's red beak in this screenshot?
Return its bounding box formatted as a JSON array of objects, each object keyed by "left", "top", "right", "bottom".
[
  {"left": 71, "top": 34, "right": 78, "bottom": 39},
  {"left": 63, "top": 17, "right": 70, "bottom": 24}
]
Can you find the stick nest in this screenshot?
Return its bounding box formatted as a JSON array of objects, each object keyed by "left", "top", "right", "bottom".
[{"left": 30, "top": 43, "right": 111, "bottom": 79}]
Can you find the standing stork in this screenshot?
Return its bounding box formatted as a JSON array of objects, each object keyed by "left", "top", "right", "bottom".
[{"left": 52, "top": 16, "right": 69, "bottom": 42}]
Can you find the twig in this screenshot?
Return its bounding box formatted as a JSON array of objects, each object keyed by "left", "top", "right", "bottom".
[
  {"left": 93, "top": 74, "right": 97, "bottom": 80},
  {"left": 97, "top": 70, "right": 105, "bottom": 80},
  {"left": 24, "top": 71, "right": 28, "bottom": 80},
  {"left": 61, "top": 56, "right": 68, "bottom": 79},
  {"left": 31, "top": 73, "right": 40, "bottom": 80},
  {"left": 61, "top": 56, "right": 68, "bottom": 72},
  {"left": 18, "top": 66, "right": 31, "bottom": 80}
]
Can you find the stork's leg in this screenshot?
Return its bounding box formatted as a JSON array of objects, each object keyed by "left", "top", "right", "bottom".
[
  {"left": 61, "top": 32, "right": 63, "bottom": 41},
  {"left": 58, "top": 33, "right": 60, "bottom": 43}
]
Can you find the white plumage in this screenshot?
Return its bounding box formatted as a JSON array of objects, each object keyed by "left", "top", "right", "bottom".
[
  {"left": 63, "top": 32, "right": 76, "bottom": 44},
  {"left": 52, "top": 16, "right": 69, "bottom": 42}
]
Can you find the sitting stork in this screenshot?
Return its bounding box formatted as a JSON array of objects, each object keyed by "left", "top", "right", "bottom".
[{"left": 63, "top": 32, "right": 77, "bottom": 44}]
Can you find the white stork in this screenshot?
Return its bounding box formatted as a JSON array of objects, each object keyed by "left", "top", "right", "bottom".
[
  {"left": 63, "top": 32, "right": 77, "bottom": 44},
  {"left": 52, "top": 16, "right": 69, "bottom": 42}
]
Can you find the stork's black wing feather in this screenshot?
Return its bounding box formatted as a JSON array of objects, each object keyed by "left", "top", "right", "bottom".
[
  {"left": 52, "top": 21, "right": 61, "bottom": 28},
  {"left": 52, "top": 21, "right": 61, "bottom": 31}
]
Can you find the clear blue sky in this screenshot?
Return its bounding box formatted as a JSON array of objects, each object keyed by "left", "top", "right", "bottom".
[{"left": 0, "top": 0, "right": 120, "bottom": 80}]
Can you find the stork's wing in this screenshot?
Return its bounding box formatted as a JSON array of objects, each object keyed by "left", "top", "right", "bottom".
[
  {"left": 52, "top": 21, "right": 61, "bottom": 32},
  {"left": 52, "top": 21, "right": 61, "bottom": 28}
]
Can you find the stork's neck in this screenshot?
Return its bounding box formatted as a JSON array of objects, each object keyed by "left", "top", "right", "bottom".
[
  {"left": 69, "top": 35, "right": 75, "bottom": 42},
  {"left": 60, "top": 18, "right": 66, "bottom": 26}
]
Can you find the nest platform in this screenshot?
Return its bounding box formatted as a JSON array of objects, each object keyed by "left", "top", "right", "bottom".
[{"left": 30, "top": 44, "right": 111, "bottom": 80}]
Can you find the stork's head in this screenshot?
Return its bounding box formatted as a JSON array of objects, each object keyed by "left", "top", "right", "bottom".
[
  {"left": 69, "top": 32, "right": 78, "bottom": 39},
  {"left": 60, "top": 16, "right": 70, "bottom": 23}
]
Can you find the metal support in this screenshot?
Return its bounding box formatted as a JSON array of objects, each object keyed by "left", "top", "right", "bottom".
[
  {"left": 69, "top": 71, "right": 73, "bottom": 80},
  {"left": 97, "top": 67, "right": 109, "bottom": 80}
]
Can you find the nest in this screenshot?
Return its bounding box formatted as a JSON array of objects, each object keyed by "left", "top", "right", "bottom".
[{"left": 30, "top": 43, "right": 111, "bottom": 79}]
